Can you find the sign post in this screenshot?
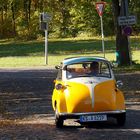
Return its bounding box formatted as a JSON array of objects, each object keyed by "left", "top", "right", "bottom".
[
  {"left": 39, "top": 12, "right": 52, "bottom": 65},
  {"left": 118, "top": 0, "right": 137, "bottom": 65},
  {"left": 96, "top": 2, "right": 106, "bottom": 58},
  {"left": 100, "top": 15, "right": 105, "bottom": 58},
  {"left": 45, "top": 28, "right": 48, "bottom": 65}
]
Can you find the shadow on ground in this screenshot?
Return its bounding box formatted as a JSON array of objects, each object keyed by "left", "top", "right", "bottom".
[{"left": 0, "top": 69, "right": 139, "bottom": 140}]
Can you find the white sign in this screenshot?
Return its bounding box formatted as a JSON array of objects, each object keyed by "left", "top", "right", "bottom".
[
  {"left": 118, "top": 15, "right": 136, "bottom": 26},
  {"left": 40, "top": 13, "right": 52, "bottom": 22},
  {"left": 43, "top": 13, "right": 52, "bottom": 21}
]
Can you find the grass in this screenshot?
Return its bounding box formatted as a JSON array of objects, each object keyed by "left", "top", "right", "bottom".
[
  {"left": 0, "top": 37, "right": 140, "bottom": 69},
  {"left": 0, "top": 37, "right": 116, "bottom": 57}
]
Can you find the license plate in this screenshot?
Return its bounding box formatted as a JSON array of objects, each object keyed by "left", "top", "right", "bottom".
[{"left": 80, "top": 114, "right": 107, "bottom": 122}]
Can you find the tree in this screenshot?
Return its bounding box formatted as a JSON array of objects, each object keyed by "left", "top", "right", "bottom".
[
  {"left": 112, "top": 0, "right": 131, "bottom": 66},
  {"left": 0, "top": 0, "right": 139, "bottom": 41}
]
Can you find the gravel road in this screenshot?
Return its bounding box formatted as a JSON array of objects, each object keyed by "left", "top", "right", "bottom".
[{"left": 0, "top": 68, "right": 139, "bottom": 140}]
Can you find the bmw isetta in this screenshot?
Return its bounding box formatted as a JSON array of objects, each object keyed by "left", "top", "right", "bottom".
[{"left": 52, "top": 56, "right": 126, "bottom": 127}]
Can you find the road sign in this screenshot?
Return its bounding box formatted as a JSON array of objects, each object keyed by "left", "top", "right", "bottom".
[
  {"left": 118, "top": 15, "right": 136, "bottom": 26},
  {"left": 39, "top": 12, "right": 52, "bottom": 65},
  {"left": 96, "top": 2, "right": 105, "bottom": 17},
  {"left": 40, "top": 12, "right": 52, "bottom": 22},
  {"left": 95, "top": 2, "right": 106, "bottom": 58},
  {"left": 123, "top": 26, "right": 132, "bottom": 36},
  {"left": 39, "top": 22, "right": 48, "bottom": 30}
]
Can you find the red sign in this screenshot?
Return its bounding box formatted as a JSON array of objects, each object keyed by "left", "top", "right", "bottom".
[{"left": 96, "top": 2, "right": 106, "bottom": 17}]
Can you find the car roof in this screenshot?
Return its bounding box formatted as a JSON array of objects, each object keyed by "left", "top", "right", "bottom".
[{"left": 62, "top": 56, "right": 110, "bottom": 66}]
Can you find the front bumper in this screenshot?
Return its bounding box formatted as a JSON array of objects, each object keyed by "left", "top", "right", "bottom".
[{"left": 59, "top": 110, "right": 126, "bottom": 119}]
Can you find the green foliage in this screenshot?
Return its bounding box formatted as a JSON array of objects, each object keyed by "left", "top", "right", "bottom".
[
  {"left": 0, "top": 0, "right": 140, "bottom": 39},
  {"left": 129, "top": 0, "right": 140, "bottom": 34}
]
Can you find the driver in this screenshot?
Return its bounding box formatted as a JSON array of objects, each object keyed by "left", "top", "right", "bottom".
[{"left": 89, "top": 61, "right": 99, "bottom": 75}]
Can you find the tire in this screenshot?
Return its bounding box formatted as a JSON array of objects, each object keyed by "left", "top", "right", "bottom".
[
  {"left": 116, "top": 113, "right": 126, "bottom": 126},
  {"left": 55, "top": 109, "right": 64, "bottom": 128}
]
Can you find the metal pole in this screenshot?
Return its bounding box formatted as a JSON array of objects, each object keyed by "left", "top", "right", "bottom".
[
  {"left": 45, "top": 29, "right": 48, "bottom": 65},
  {"left": 128, "top": 36, "right": 132, "bottom": 65},
  {"left": 100, "top": 16, "right": 105, "bottom": 58},
  {"left": 124, "top": 0, "right": 129, "bottom": 16}
]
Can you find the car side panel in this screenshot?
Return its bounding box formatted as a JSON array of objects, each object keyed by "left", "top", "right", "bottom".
[
  {"left": 64, "top": 82, "right": 92, "bottom": 113},
  {"left": 52, "top": 80, "right": 125, "bottom": 114},
  {"left": 94, "top": 80, "right": 117, "bottom": 112},
  {"left": 116, "top": 89, "right": 126, "bottom": 110},
  {"left": 52, "top": 81, "right": 67, "bottom": 112},
  {"left": 52, "top": 81, "right": 93, "bottom": 113}
]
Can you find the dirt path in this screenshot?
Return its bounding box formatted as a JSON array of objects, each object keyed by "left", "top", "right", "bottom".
[{"left": 0, "top": 68, "right": 139, "bottom": 140}]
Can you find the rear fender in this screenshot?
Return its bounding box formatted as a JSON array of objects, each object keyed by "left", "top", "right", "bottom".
[
  {"left": 52, "top": 81, "right": 67, "bottom": 113},
  {"left": 116, "top": 89, "right": 126, "bottom": 110}
]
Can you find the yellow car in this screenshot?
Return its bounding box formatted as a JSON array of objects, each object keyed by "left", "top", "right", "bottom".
[{"left": 52, "top": 56, "right": 126, "bottom": 127}]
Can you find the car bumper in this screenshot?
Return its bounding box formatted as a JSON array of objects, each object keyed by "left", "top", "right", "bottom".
[{"left": 59, "top": 110, "right": 126, "bottom": 119}]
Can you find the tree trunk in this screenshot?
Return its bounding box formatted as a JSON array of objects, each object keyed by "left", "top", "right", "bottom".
[
  {"left": 24, "top": 0, "right": 29, "bottom": 27},
  {"left": 28, "top": 0, "right": 31, "bottom": 20},
  {"left": 59, "top": 0, "right": 70, "bottom": 37},
  {"left": 112, "top": 0, "right": 131, "bottom": 66},
  {"left": 11, "top": 2, "right": 16, "bottom": 36},
  {"left": 0, "top": 7, "right": 4, "bottom": 38}
]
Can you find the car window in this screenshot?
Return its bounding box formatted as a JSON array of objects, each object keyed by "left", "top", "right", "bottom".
[
  {"left": 100, "top": 62, "right": 111, "bottom": 78},
  {"left": 66, "top": 63, "right": 89, "bottom": 79},
  {"left": 66, "top": 62, "right": 111, "bottom": 79}
]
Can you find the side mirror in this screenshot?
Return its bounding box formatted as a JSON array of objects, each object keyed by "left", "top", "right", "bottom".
[
  {"left": 55, "top": 65, "right": 60, "bottom": 69},
  {"left": 111, "top": 62, "right": 118, "bottom": 68},
  {"left": 116, "top": 80, "right": 123, "bottom": 88}
]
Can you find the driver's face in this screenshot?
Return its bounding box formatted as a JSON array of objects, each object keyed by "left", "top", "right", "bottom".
[{"left": 91, "top": 64, "right": 99, "bottom": 70}]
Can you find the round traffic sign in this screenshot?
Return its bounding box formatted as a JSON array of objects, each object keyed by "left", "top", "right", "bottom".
[{"left": 123, "top": 26, "right": 132, "bottom": 36}]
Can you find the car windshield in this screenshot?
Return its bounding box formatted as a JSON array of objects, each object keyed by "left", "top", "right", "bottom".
[{"left": 66, "top": 61, "right": 111, "bottom": 79}]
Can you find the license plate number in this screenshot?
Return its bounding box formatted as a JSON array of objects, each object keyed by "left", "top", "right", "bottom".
[{"left": 80, "top": 114, "right": 107, "bottom": 122}]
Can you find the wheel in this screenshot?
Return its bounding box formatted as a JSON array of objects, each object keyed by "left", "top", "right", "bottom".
[
  {"left": 116, "top": 113, "right": 126, "bottom": 126},
  {"left": 55, "top": 109, "right": 64, "bottom": 128}
]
